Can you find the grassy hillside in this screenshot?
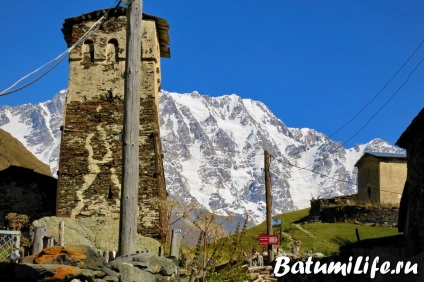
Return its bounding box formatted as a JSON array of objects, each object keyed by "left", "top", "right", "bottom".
[
  {"left": 0, "top": 128, "right": 51, "bottom": 176},
  {"left": 223, "top": 208, "right": 401, "bottom": 256}
]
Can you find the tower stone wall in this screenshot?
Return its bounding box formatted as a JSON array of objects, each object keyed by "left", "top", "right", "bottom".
[{"left": 57, "top": 8, "right": 169, "bottom": 239}]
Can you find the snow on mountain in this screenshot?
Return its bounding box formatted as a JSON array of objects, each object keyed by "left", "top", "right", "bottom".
[
  {"left": 0, "top": 90, "right": 404, "bottom": 224},
  {"left": 159, "top": 91, "right": 404, "bottom": 223},
  {"left": 0, "top": 90, "right": 66, "bottom": 176}
]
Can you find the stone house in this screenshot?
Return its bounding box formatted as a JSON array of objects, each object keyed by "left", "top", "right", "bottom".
[
  {"left": 0, "top": 166, "right": 57, "bottom": 227},
  {"left": 396, "top": 107, "right": 424, "bottom": 252},
  {"left": 57, "top": 7, "right": 170, "bottom": 240},
  {"left": 355, "top": 152, "right": 406, "bottom": 205},
  {"left": 338, "top": 109, "right": 424, "bottom": 278}
]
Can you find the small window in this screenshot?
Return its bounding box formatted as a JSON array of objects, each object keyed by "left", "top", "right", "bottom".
[
  {"left": 83, "top": 40, "right": 95, "bottom": 62},
  {"left": 108, "top": 186, "right": 113, "bottom": 200},
  {"left": 107, "top": 39, "right": 119, "bottom": 63},
  {"left": 367, "top": 187, "right": 371, "bottom": 199}
]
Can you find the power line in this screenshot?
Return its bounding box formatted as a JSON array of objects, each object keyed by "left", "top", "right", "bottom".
[
  {"left": 0, "top": 0, "right": 121, "bottom": 97},
  {"left": 165, "top": 39, "right": 424, "bottom": 177},
  {"left": 288, "top": 38, "right": 424, "bottom": 176},
  {"left": 163, "top": 149, "right": 263, "bottom": 164},
  {"left": 328, "top": 38, "right": 424, "bottom": 139},
  {"left": 0, "top": 53, "right": 69, "bottom": 97},
  {"left": 291, "top": 53, "right": 423, "bottom": 174},
  {"left": 163, "top": 147, "right": 402, "bottom": 196},
  {"left": 339, "top": 56, "right": 424, "bottom": 148},
  {"left": 162, "top": 139, "right": 265, "bottom": 155},
  {"left": 273, "top": 157, "right": 402, "bottom": 195}
]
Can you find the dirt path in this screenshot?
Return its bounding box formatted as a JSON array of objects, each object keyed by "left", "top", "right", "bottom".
[
  {"left": 293, "top": 223, "right": 316, "bottom": 238},
  {"left": 280, "top": 231, "right": 294, "bottom": 244}
]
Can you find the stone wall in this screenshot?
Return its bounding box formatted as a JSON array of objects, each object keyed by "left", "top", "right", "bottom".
[
  {"left": 357, "top": 156, "right": 380, "bottom": 203},
  {"left": 0, "top": 166, "right": 56, "bottom": 226},
  {"left": 396, "top": 107, "right": 424, "bottom": 253},
  {"left": 356, "top": 154, "right": 406, "bottom": 205},
  {"left": 310, "top": 195, "right": 358, "bottom": 216},
  {"left": 404, "top": 136, "right": 424, "bottom": 251},
  {"left": 379, "top": 162, "right": 406, "bottom": 205},
  {"left": 57, "top": 10, "right": 168, "bottom": 239},
  {"left": 310, "top": 195, "right": 399, "bottom": 226},
  {"left": 319, "top": 205, "right": 399, "bottom": 226}
]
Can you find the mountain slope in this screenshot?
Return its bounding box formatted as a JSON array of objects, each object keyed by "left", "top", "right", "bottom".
[
  {"left": 0, "top": 90, "right": 65, "bottom": 176},
  {"left": 159, "top": 91, "right": 403, "bottom": 223},
  {"left": 0, "top": 128, "right": 51, "bottom": 176},
  {"left": 0, "top": 90, "right": 404, "bottom": 224}
]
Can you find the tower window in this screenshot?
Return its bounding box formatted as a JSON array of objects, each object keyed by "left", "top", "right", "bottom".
[
  {"left": 83, "top": 40, "right": 95, "bottom": 62},
  {"left": 107, "top": 39, "right": 119, "bottom": 63}
]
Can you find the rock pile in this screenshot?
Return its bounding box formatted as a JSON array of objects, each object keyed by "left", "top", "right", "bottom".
[
  {"left": 32, "top": 217, "right": 161, "bottom": 254},
  {"left": 247, "top": 265, "right": 276, "bottom": 282},
  {"left": 0, "top": 246, "right": 178, "bottom": 282}
]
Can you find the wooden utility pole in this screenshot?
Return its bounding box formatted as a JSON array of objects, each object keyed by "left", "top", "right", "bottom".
[
  {"left": 264, "top": 150, "right": 274, "bottom": 263},
  {"left": 119, "top": 0, "right": 143, "bottom": 256}
]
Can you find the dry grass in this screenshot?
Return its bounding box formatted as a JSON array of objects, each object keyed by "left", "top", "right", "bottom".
[{"left": 0, "top": 128, "right": 51, "bottom": 176}]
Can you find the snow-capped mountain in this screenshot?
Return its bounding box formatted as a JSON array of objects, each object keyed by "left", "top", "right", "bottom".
[
  {"left": 0, "top": 90, "right": 65, "bottom": 176},
  {"left": 159, "top": 91, "right": 403, "bottom": 223},
  {"left": 0, "top": 90, "right": 404, "bottom": 224}
]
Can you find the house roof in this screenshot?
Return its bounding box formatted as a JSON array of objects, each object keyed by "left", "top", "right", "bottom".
[
  {"left": 62, "top": 7, "right": 171, "bottom": 58},
  {"left": 396, "top": 107, "right": 424, "bottom": 149},
  {"left": 354, "top": 151, "right": 406, "bottom": 167},
  {"left": 366, "top": 152, "right": 406, "bottom": 158},
  {"left": 0, "top": 165, "right": 57, "bottom": 185}
]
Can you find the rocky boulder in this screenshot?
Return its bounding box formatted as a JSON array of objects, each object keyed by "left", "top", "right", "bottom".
[
  {"left": 33, "top": 245, "right": 104, "bottom": 270},
  {"left": 32, "top": 217, "right": 161, "bottom": 254},
  {"left": 108, "top": 253, "right": 176, "bottom": 276},
  {"left": 15, "top": 264, "right": 83, "bottom": 281},
  {"left": 2, "top": 250, "right": 178, "bottom": 281}
]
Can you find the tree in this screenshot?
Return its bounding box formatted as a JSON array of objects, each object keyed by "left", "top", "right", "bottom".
[{"left": 165, "top": 200, "right": 233, "bottom": 281}]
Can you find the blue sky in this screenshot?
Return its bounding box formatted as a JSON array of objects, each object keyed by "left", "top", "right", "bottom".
[{"left": 1, "top": 0, "right": 423, "bottom": 148}]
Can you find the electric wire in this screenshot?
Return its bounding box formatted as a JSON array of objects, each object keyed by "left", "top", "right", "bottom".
[
  {"left": 339, "top": 55, "right": 424, "bottom": 148},
  {"left": 7, "top": 0, "right": 408, "bottom": 197},
  {"left": 291, "top": 53, "right": 423, "bottom": 174},
  {"left": 162, "top": 139, "right": 265, "bottom": 155},
  {"left": 0, "top": 20, "right": 102, "bottom": 96},
  {"left": 274, "top": 157, "right": 402, "bottom": 195},
  {"left": 163, "top": 146, "right": 401, "bottom": 197},
  {"left": 0, "top": 54, "right": 69, "bottom": 96},
  {"left": 293, "top": 39, "right": 424, "bottom": 174},
  {"left": 328, "top": 37, "right": 424, "bottom": 139},
  {"left": 0, "top": 0, "right": 121, "bottom": 97}
]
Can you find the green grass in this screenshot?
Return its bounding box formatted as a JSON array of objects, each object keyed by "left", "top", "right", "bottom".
[
  {"left": 221, "top": 208, "right": 401, "bottom": 257},
  {"left": 293, "top": 222, "right": 400, "bottom": 255}
]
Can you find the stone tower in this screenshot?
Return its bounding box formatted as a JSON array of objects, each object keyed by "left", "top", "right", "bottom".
[{"left": 57, "top": 7, "right": 170, "bottom": 240}]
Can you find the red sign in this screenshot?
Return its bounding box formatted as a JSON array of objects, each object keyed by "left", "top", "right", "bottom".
[{"left": 258, "top": 234, "right": 279, "bottom": 245}]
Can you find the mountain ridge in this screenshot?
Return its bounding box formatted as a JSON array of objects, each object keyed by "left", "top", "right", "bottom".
[
  {"left": 0, "top": 90, "right": 404, "bottom": 224},
  {"left": 159, "top": 90, "right": 403, "bottom": 223}
]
